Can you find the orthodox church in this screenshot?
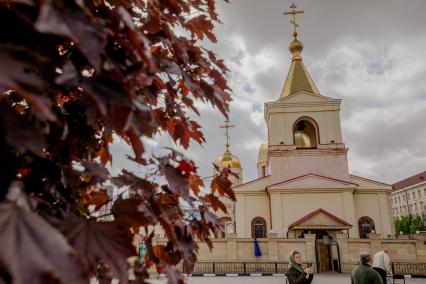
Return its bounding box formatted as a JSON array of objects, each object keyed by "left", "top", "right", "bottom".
[{"left": 213, "top": 5, "right": 394, "bottom": 242}]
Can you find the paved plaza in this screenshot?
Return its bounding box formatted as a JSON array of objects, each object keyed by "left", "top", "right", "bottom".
[{"left": 144, "top": 274, "right": 426, "bottom": 284}]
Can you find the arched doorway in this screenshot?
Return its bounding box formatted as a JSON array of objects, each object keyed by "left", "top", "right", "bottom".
[
  {"left": 306, "top": 230, "right": 341, "bottom": 273},
  {"left": 314, "top": 231, "right": 331, "bottom": 272}
]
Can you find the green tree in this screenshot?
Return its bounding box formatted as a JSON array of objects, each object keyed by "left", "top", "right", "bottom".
[
  {"left": 410, "top": 215, "right": 423, "bottom": 234},
  {"left": 394, "top": 214, "right": 423, "bottom": 234}
]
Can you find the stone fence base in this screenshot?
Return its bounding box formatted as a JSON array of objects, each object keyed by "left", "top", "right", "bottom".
[{"left": 155, "top": 233, "right": 426, "bottom": 273}]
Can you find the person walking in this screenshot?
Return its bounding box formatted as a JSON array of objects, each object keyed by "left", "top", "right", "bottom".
[
  {"left": 286, "top": 251, "right": 314, "bottom": 284},
  {"left": 352, "top": 252, "right": 383, "bottom": 284},
  {"left": 373, "top": 249, "right": 390, "bottom": 284}
]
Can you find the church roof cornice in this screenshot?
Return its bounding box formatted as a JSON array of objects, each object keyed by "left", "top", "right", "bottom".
[
  {"left": 264, "top": 93, "right": 342, "bottom": 121},
  {"left": 266, "top": 173, "right": 358, "bottom": 191},
  {"left": 288, "top": 208, "right": 353, "bottom": 230},
  {"left": 233, "top": 175, "right": 270, "bottom": 191},
  {"left": 349, "top": 174, "right": 392, "bottom": 187}
]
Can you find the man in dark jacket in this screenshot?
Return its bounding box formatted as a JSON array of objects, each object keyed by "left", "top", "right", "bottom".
[{"left": 352, "top": 252, "right": 383, "bottom": 284}]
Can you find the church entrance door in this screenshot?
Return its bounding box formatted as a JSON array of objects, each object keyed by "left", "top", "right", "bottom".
[
  {"left": 317, "top": 242, "right": 330, "bottom": 272},
  {"left": 311, "top": 230, "right": 341, "bottom": 273}
]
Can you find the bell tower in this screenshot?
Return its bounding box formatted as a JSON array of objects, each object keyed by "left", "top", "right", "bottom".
[{"left": 264, "top": 2, "right": 350, "bottom": 184}]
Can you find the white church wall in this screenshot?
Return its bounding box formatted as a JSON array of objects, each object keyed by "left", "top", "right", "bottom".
[
  {"left": 354, "top": 193, "right": 393, "bottom": 237},
  {"left": 234, "top": 193, "right": 270, "bottom": 238},
  {"left": 289, "top": 111, "right": 340, "bottom": 145},
  {"left": 280, "top": 192, "right": 346, "bottom": 235},
  {"left": 265, "top": 97, "right": 343, "bottom": 148},
  {"left": 269, "top": 153, "right": 350, "bottom": 184}
]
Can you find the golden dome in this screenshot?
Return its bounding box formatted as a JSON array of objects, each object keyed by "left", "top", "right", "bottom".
[
  {"left": 294, "top": 131, "right": 312, "bottom": 148},
  {"left": 215, "top": 150, "right": 241, "bottom": 169},
  {"left": 289, "top": 33, "right": 304, "bottom": 54},
  {"left": 258, "top": 140, "right": 268, "bottom": 164}
]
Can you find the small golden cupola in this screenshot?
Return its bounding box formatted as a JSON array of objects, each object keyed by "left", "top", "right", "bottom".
[
  {"left": 215, "top": 119, "right": 241, "bottom": 169},
  {"left": 280, "top": 3, "right": 320, "bottom": 99},
  {"left": 257, "top": 140, "right": 269, "bottom": 178},
  {"left": 257, "top": 140, "right": 268, "bottom": 165},
  {"left": 214, "top": 119, "right": 243, "bottom": 185},
  {"left": 215, "top": 150, "right": 241, "bottom": 169}
]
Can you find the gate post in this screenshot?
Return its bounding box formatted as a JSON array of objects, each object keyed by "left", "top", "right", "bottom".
[{"left": 303, "top": 234, "right": 317, "bottom": 272}]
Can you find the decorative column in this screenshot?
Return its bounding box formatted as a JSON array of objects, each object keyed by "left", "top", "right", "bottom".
[
  {"left": 369, "top": 233, "right": 382, "bottom": 256},
  {"left": 226, "top": 235, "right": 238, "bottom": 261},
  {"left": 303, "top": 233, "right": 316, "bottom": 270},
  {"left": 335, "top": 233, "right": 350, "bottom": 273},
  {"left": 270, "top": 192, "right": 284, "bottom": 237},
  {"left": 342, "top": 191, "right": 358, "bottom": 238},
  {"left": 267, "top": 232, "right": 279, "bottom": 261}
]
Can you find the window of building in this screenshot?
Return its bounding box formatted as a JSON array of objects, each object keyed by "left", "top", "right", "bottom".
[
  {"left": 415, "top": 203, "right": 418, "bottom": 210},
  {"left": 293, "top": 118, "right": 318, "bottom": 149},
  {"left": 418, "top": 190, "right": 421, "bottom": 197},
  {"left": 413, "top": 192, "right": 416, "bottom": 199},
  {"left": 219, "top": 217, "right": 233, "bottom": 238},
  {"left": 358, "top": 216, "right": 375, "bottom": 239},
  {"left": 403, "top": 195, "right": 405, "bottom": 201},
  {"left": 251, "top": 217, "right": 267, "bottom": 238}
]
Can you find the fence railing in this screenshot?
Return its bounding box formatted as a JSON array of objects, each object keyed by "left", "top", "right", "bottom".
[
  {"left": 392, "top": 262, "right": 426, "bottom": 277},
  {"left": 177, "top": 261, "right": 306, "bottom": 275},
  {"left": 175, "top": 261, "right": 426, "bottom": 276}
]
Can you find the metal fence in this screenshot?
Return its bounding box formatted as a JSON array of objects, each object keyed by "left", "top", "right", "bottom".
[
  {"left": 178, "top": 262, "right": 306, "bottom": 275},
  {"left": 392, "top": 262, "right": 426, "bottom": 277},
  {"left": 175, "top": 261, "right": 426, "bottom": 276}
]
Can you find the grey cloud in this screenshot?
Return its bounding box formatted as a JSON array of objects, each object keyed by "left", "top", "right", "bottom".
[{"left": 110, "top": 0, "right": 426, "bottom": 185}]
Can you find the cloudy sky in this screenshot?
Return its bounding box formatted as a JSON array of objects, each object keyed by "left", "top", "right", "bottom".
[{"left": 111, "top": 0, "right": 426, "bottom": 185}]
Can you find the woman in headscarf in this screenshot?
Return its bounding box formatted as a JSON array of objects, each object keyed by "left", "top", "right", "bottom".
[{"left": 287, "top": 251, "right": 314, "bottom": 284}]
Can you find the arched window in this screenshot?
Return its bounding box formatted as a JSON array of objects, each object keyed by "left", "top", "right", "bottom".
[
  {"left": 293, "top": 118, "right": 318, "bottom": 149},
  {"left": 251, "top": 217, "right": 267, "bottom": 238},
  {"left": 219, "top": 217, "right": 232, "bottom": 238},
  {"left": 358, "top": 216, "right": 375, "bottom": 239}
]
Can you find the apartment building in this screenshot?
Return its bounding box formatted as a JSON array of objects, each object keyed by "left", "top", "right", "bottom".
[{"left": 391, "top": 171, "right": 426, "bottom": 219}]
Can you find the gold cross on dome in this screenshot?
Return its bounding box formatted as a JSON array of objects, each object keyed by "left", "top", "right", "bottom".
[
  {"left": 219, "top": 119, "right": 234, "bottom": 151},
  {"left": 283, "top": 2, "right": 304, "bottom": 37}
]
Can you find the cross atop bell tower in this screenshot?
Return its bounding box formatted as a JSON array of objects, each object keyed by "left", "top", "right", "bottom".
[{"left": 283, "top": 2, "right": 304, "bottom": 39}]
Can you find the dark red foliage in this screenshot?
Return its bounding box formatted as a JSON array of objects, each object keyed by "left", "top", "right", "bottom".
[{"left": 0, "top": 0, "right": 233, "bottom": 283}]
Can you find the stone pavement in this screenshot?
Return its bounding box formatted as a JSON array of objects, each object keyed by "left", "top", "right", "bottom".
[{"left": 145, "top": 274, "right": 426, "bottom": 284}]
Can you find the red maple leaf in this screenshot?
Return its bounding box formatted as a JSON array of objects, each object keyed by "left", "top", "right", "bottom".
[{"left": 176, "top": 160, "right": 196, "bottom": 177}]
